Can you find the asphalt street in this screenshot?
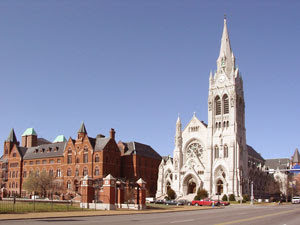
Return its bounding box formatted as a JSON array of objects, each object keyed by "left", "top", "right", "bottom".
[{"left": 1, "top": 204, "right": 300, "bottom": 225}]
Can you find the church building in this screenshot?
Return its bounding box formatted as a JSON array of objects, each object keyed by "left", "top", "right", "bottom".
[{"left": 156, "top": 18, "right": 269, "bottom": 200}]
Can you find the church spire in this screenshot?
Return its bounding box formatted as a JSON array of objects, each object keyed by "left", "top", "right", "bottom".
[
  {"left": 217, "top": 17, "right": 235, "bottom": 75},
  {"left": 7, "top": 128, "right": 17, "bottom": 143},
  {"left": 175, "top": 114, "right": 182, "bottom": 148}
]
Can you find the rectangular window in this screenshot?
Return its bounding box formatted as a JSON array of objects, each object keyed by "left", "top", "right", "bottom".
[
  {"left": 24, "top": 161, "right": 27, "bottom": 166},
  {"left": 57, "top": 159, "right": 61, "bottom": 163},
  {"left": 83, "top": 154, "right": 88, "bottom": 163},
  {"left": 29, "top": 161, "right": 33, "bottom": 165},
  {"left": 67, "top": 156, "right": 72, "bottom": 164},
  {"left": 57, "top": 169, "right": 61, "bottom": 177},
  {"left": 23, "top": 171, "right": 27, "bottom": 178},
  {"left": 49, "top": 160, "right": 54, "bottom": 164},
  {"left": 42, "top": 160, "right": 46, "bottom": 164},
  {"left": 36, "top": 160, "right": 40, "bottom": 164}
]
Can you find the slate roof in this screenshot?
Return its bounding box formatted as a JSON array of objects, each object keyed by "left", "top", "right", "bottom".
[
  {"left": 24, "top": 142, "right": 66, "bottom": 159},
  {"left": 247, "top": 145, "right": 264, "bottom": 162},
  {"left": 292, "top": 148, "right": 300, "bottom": 163},
  {"left": 265, "top": 158, "right": 290, "bottom": 170},
  {"left": 17, "top": 146, "right": 27, "bottom": 157},
  {"left": 122, "top": 142, "right": 161, "bottom": 160},
  {"left": 94, "top": 138, "right": 111, "bottom": 151},
  {"left": 37, "top": 138, "right": 51, "bottom": 145}
]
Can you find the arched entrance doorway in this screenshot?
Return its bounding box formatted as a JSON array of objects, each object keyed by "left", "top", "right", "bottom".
[
  {"left": 188, "top": 180, "right": 196, "bottom": 194},
  {"left": 74, "top": 180, "right": 79, "bottom": 193},
  {"left": 217, "top": 180, "right": 223, "bottom": 195}
]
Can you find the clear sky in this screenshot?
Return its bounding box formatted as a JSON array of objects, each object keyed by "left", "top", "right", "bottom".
[{"left": 0, "top": 0, "right": 299, "bottom": 159}]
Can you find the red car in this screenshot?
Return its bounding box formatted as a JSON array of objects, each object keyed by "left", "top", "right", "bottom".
[
  {"left": 218, "top": 200, "right": 230, "bottom": 206},
  {"left": 191, "top": 198, "right": 220, "bottom": 206}
]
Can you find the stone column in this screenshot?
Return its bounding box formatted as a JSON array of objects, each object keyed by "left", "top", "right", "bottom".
[
  {"left": 136, "top": 178, "right": 147, "bottom": 209},
  {"left": 102, "top": 174, "right": 116, "bottom": 210},
  {"left": 116, "top": 182, "right": 125, "bottom": 206},
  {"left": 80, "top": 175, "right": 94, "bottom": 208}
]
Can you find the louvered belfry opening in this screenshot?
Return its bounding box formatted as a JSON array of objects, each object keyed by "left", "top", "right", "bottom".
[
  {"left": 215, "top": 96, "right": 221, "bottom": 115},
  {"left": 223, "top": 94, "right": 229, "bottom": 114}
]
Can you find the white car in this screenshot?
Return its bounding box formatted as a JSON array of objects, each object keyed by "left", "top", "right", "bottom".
[{"left": 292, "top": 196, "right": 300, "bottom": 204}]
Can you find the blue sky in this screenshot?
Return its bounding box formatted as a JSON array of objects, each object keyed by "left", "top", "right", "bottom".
[{"left": 0, "top": 0, "right": 299, "bottom": 159}]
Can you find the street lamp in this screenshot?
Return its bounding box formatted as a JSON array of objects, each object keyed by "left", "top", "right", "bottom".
[{"left": 251, "top": 180, "right": 254, "bottom": 205}]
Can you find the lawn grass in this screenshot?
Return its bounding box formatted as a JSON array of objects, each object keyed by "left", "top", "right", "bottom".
[{"left": 0, "top": 201, "right": 88, "bottom": 214}]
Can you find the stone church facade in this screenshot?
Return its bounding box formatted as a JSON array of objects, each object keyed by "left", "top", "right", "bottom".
[{"left": 156, "top": 18, "right": 267, "bottom": 200}]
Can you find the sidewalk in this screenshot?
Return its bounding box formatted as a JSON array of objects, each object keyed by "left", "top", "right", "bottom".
[{"left": 0, "top": 205, "right": 223, "bottom": 221}]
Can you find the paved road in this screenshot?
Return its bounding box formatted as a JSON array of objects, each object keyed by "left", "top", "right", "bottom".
[{"left": 1, "top": 204, "right": 300, "bottom": 225}]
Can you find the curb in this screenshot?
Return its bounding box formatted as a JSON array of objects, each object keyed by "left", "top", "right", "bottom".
[{"left": 0, "top": 206, "right": 225, "bottom": 221}]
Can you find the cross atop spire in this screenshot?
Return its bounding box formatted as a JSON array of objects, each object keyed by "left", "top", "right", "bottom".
[{"left": 217, "top": 17, "right": 235, "bottom": 75}]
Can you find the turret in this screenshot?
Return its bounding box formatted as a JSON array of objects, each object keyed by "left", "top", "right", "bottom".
[
  {"left": 22, "top": 128, "right": 37, "bottom": 148},
  {"left": 4, "top": 128, "right": 19, "bottom": 154},
  {"left": 78, "top": 122, "right": 87, "bottom": 139}
]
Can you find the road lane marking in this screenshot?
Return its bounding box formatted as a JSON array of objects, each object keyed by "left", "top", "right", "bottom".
[
  {"left": 170, "top": 219, "right": 194, "bottom": 223},
  {"left": 215, "top": 208, "right": 300, "bottom": 225}
]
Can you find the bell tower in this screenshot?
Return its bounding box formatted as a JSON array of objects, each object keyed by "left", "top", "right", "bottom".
[{"left": 207, "top": 17, "right": 248, "bottom": 197}]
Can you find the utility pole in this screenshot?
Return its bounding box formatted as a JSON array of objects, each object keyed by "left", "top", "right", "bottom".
[{"left": 251, "top": 181, "right": 254, "bottom": 205}]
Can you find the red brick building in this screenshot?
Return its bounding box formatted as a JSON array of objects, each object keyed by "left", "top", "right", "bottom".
[{"left": 0, "top": 123, "right": 161, "bottom": 197}]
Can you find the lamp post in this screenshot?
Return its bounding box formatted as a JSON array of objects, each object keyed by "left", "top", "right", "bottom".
[{"left": 251, "top": 181, "right": 254, "bottom": 205}]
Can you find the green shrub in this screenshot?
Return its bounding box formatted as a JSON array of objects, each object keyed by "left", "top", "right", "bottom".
[
  {"left": 243, "top": 194, "right": 250, "bottom": 202},
  {"left": 167, "top": 188, "right": 176, "bottom": 200},
  {"left": 194, "top": 195, "right": 200, "bottom": 200},
  {"left": 196, "top": 188, "right": 208, "bottom": 199},
  {"left": 229, "top": 194, "right": 236, "bottom": 201},
  {"left": 222, "top": 194, "right": 228, "bottom": 201}
]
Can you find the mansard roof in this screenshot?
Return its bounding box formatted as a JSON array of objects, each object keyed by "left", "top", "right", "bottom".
[
  {"left": 24, "top": 142, "right": 66, "bottom": 159},
  {"left": 265, "top": 158, "right": 290, "bottom": 170},
  {"left": 22, "top": 128, "right": 37, "bottom": 136},
  {"left": 120, "top": 141, "right": 161, "bottom": 160},
  {"left": 17, "top": 146, "right": 28, "bottom": 157},
  {"left": 247, "top": 145, "right": 264, "bottom": 162},
  {"left": 53, "top": 135, "right": 67, "bottom": 143}
]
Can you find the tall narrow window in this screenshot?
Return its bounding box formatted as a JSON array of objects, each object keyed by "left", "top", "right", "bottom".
[
  {"left": 215, "top": 96, "right": 221, "bottom": 115},
  {"left": 83, "top": 167, "right": 88, "bottom": 176},
  {"left": 223, "top": 94, "right": 229, "bottom": 114},
  {"left": 215, "top": 145, "right": 219, "bottom": 159},
  {"left": 67, "top": 156, "right": 72, "bottom": 164},
  {"left": 95, "top": 154, "right": 99, "bottom": 162},
  {"left": 224, "top": 145, "right": 228, "bottom": 158},
  {"left": 83, "top": 154, "right": 88, "bottom": 163}
]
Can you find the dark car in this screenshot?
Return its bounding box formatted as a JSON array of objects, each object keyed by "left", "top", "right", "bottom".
[
  {"left": 176, "top": 199, "right": 191, "bottom": 206},
  {"left": 164, "top": 200, "right": 177, "bottom": 205},
  {"left": 155, "top": 199, "right": 165, "bottom": 204}
]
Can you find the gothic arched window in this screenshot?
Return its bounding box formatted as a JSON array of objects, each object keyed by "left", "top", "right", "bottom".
[
  {"left": 223, "top": 94, "right": 229, "bottom": 114},
  {"left": 215, "top": 145, "right": 219, "bottom": 159},
  {"left": 215, "top": 96, "right": 221, "bottom": 115},
  {"left": 224, "top": 145, "right": 228, "bottom": 158}
]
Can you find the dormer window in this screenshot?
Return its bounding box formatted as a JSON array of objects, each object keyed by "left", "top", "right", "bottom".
[{"left": 35, "top": 149, "right": 38, "bottom": 154}]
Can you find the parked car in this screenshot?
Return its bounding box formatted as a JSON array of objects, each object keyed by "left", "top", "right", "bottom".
[
  {"left": 155, "top": 199, "right": 165, "bottom": 204},
  {"left": 292, "top": 196, "right": 300, "bottom": 204},
  {"left": 176, "top": 199, "right": 191, "bottom": 206},
  {"left": 191, "top": 198, "right": 220, "bottom": 206},
  {"left": 218, "top": 200, "right": 230, "bottom": 206},
  {"left": 164, "top": 200, "right": 177, "bottom": 205}
]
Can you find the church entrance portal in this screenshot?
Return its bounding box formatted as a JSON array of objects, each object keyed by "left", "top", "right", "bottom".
[
  {"left": 217, "top": 180, "right": 223, "bottom": 194},
  {"left": 188, "top": 181, "right": 196, "bottom": 194}
]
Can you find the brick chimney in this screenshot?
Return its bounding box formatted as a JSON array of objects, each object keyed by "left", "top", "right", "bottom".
[{"left": 110, "top": 128, "right": 115, "bottom": 140}]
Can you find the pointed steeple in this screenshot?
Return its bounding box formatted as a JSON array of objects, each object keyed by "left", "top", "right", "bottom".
[
  {"left": 77, "top": 122, "right": 87, "bottom": 139},
  {"left": 175, "top": 114, "right": 182, "bottom": 148},
  {"left": 292, "top": 148, "right": 300, "bottom": 164},
  {"left": 78, "top": 122, "right": 87, "bottom": 134},
  {"left": 217, "top": 17, "right": 235, "bottom": 75},
  {"left": 6, "top": 128, "right": 17, "bottom": 143}
]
